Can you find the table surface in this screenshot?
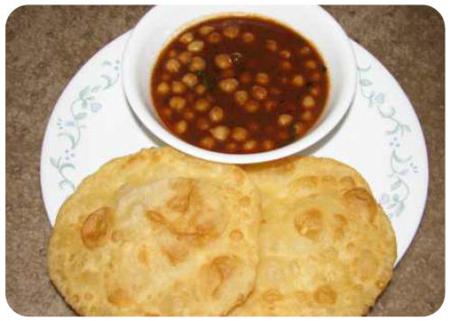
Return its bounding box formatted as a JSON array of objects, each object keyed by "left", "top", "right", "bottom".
[{"left": 5, "top": 5, "right": 444, "bottom": 316}]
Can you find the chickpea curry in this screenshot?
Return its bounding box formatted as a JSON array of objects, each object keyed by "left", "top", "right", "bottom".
[{"left": 151, "top": 16, "right": 329, "bottom": 154}]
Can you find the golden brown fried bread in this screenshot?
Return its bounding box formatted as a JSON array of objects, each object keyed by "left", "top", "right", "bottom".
[
  {"left": 48, "top": 147, "right": 261, "bottom": 316},
  {"left": 232, "top": 157, "right": 397, "bottom": 316}
]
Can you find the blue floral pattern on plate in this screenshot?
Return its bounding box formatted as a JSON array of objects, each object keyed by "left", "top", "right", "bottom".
[
  {"left": 50, "top": 60, "right": 120, "bottom": 191},
  {"left": 357, "top": 65, "right": 419, "bottom": 218}
]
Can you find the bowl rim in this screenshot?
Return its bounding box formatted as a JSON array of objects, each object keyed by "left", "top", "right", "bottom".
[{"left": 122, "top": 5, "right": 357, "bottom": 164}]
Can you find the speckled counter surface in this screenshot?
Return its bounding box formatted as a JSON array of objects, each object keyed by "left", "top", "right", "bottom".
[{"left": 5, "top": 6, "right": 444, "bottom": 316}]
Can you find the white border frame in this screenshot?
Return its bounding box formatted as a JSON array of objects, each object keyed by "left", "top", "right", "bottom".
[{"left": 2, "top": 0, "right": 447, "bottom": 319}]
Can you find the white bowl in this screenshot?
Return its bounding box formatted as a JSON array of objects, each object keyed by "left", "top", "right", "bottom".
[{"left": 123, "top": 5, "right": 356, "bottom": 164}]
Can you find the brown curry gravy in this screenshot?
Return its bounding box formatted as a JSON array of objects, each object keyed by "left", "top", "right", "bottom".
[{"left": 151, "top": 16, "right": 329, "bottom": 154}]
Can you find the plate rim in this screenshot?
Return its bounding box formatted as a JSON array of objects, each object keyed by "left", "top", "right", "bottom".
[
  {"left": 352, "top": 41, "right": 429, "bottom": 265},
  {"left": 39, "top": 32, "right": 131, "bottom": 226}
]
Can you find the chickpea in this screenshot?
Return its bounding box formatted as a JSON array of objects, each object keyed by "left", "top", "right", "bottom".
[
  {"left": 310, "top": 86, "right": 320, "bottom": 97},
  {"left": 265, "top": 39, "right": 278, "bottom": 52},
  {"left": 225, "top": 142, "right": 238, "bottom": 153},
  {"left": 234, "top": 90, "right": 249, "bottom": 105},
  {"left": 218, "top": 78, "right": 239, "bottom": 93},
  {"left": 183, "top": 110, "right": 195, "bottom": 121},
  {"left": 251, "top": 85, "right": 268, "bottom": 101},
  {"left": 280, "top": 60, "right": 292, "bottom": 71},
  {"left": 293, "top": 122, "right": 306, "bottom": 136},
  {"left": 230, "top": 50, "right": 241, "bottom": 64},
  {"left": 199, "top": 136, "right": 215, "bottom": 149},
  {"left": 299, "top": 46, "right": 311, "bottom": 55},
  {"left": 195, "top": 84, "right": 206, "bottom": 95},
  {"left": 292, "top": 74, "right": 305, "bottom": 87},
  {"left": 239, "top": 72, "right": 252, "bottom": 84},
  {"left": 223, "top": 25, "right": 240, "bottom": 38},
  {"left": 179, "top": 32, "right": 194, "bottom": 44},
  {"left": 279, "top": 50, "right": 291, "bottom": 59},
  {"left": 156, "top": 82, "right": 170, "bottom": 95},
  {"left": 242, "top": 32, "right": 255, "bottom": 43},
  {"left": 197, "top": 117, "right": 211, "bottom": 131},
  {"left": 175, "top": 120, "right": 188, "bottom": 134},
  {"left": 161, "top": 107, "right": 173, "bottom": 118},
  {"left": 215, "top": 54, "right": 232, "bottom": 70},
  {"left": 178, "top": 51, "right": 192, "bottom": 64},
  {"left": 302, "top": 95, "right": 315, "bottom": 109},
  {"left": 189, "top": 56, "right": 206, "bottom": 72},
  {"left": 187, "top": 40, "right": 205, "bottom": 52},
  {"left": 305, "top": 60, "right": 317, "bottom": 69},
  {"left": 262, "top": 139, "right": 275, "bottom": 151},
  {"left": 209, "top": 106, "right": 224, "bottom": 122},
  {"left": 278, "top": 114, "right": 293, "bottom": 127},
  {"left": 255, "top": 72, "right": 270, "bottom": 85},
  {"left": 264, "top": 99, "right": 278, "bottom": 112},
  {"left": 301, "top": 110, "right": 313, "bottom": 121},
  {"left": 194, "top": 98, "right": 211, "bottom": 112},
  {"left": 182, "top": 73, "right": 198, "bottom": 88},
  {"left": 168, "top": 49, "right": 177, "bottom": 58},
  {"left": 311, "top": 72, "right": 321, "bottom": 81},
  {"left": 171, "top": 81, "right": 186, "bottom": 94},
  {"left": 231, "top": 127, "right": 248, "bottom": 142},
  {"left": 207, "top": 32, "right": 222, "bottom": 43},
  {"left": 199, "top": 25, "right": 214, "bottom": 36},
  {"left": 165, "top": 58, "right": 181, "bottom": 73},
  {"left": 169, "top": 96, "right": 186, "bottom": 111},
  {"left": 243, "top": 139, "right": 257, "bottom": 151},
  {"left": 244, "top": 100, "right": 260, "bottom": 113},
  {"left": 210, "top": 126, "right": 230, "bottom": 141}
]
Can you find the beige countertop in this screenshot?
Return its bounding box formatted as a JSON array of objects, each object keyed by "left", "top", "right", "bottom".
[{"left": 5, "top": 5, "right": 444, "bottom": 316}]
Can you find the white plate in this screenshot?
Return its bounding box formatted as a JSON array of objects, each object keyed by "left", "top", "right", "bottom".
[{"left": 40, "top": 31, "right": 428, "bottom": 265}]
